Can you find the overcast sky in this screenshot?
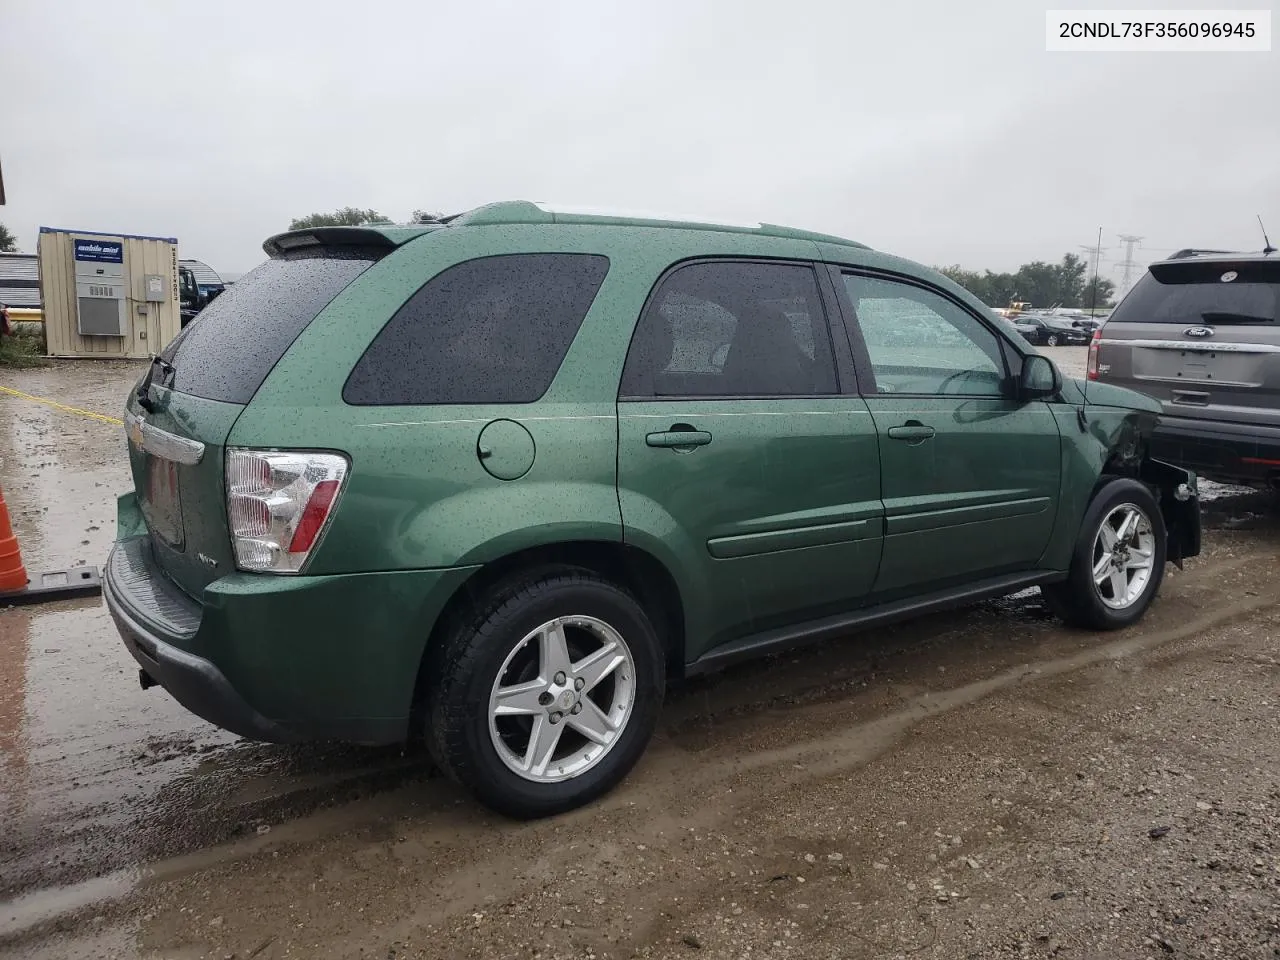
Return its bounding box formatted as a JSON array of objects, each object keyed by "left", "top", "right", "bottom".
[{"left": 2, "top": 1, "right": 1276, "bottom": 286}]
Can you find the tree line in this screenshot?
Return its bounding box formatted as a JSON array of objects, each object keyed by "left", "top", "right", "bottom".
[
  {"left": 287, "top": 207, "right": 440, "bottom": 230},
  {"left": 938, "top": 253, "right": 1116, "bottom": 311}
]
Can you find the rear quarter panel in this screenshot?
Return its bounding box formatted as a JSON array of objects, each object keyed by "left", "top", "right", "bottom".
[{"left": 229, "top": 225, "right": 642, "bottom": 574}]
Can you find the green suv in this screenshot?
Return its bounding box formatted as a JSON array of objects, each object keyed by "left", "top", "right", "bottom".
[{"left": 106, "top": 201, "right": 1201, "bottom": 818}]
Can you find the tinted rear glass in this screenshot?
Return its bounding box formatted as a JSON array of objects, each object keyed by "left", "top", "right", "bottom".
[
  {"left": 1111, "top": 261, "right": 1280, "bottom": 325},
  {"left": 162, "top": 248, "right": 378, "bottom": 404},
  {"left": 619, "top": 260, "right": 838, "bottom": 398},
  {"left": 343, "top": 254, "right": 610, "bottom": 406}
]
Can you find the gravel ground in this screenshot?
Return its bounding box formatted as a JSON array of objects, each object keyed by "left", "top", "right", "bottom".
[{"left": 2, "top": 349, "right": 1278, "bottom": 960}]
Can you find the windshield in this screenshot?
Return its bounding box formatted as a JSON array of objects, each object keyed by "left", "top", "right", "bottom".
[
  {"left": 1112, "top": 261, "right": 1279, "bottom": 325},
  {"left": 161, "top": 248, "right": 380, "bottom": 404}
]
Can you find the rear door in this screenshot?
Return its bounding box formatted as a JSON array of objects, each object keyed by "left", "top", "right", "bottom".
[
  {"left": 124, "top": 244, "right": 385, "bottom": 598},
  {"left": 1096, "top": 258, "right": 1280, "bottom": 428},
  {"left": 616, "top": 258, "right": 883, "bottom": 659}
]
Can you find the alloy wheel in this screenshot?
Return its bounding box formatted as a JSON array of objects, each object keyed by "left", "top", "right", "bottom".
[
  {"left": 487, "top": 616, "right": 637, "bottom": 783},
  {"left": 1090, "top": 503, "right": 1156, "bottom": 610}
]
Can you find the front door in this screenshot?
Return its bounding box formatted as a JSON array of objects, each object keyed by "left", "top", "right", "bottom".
[
  {"left": 834, "top": 270, "right": 1062, "bottom": 596},
  {"left": 616, "top": 259, "right": 883, "bottom": 660}
]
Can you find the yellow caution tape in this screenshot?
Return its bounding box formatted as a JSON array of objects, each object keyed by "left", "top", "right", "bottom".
[{"left": 0, "top": 384, "right": 124, "bottom": 427}]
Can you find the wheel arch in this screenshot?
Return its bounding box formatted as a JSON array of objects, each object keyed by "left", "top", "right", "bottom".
[{"left": 409, "top": 539, "right": 687, "bottom": 733}]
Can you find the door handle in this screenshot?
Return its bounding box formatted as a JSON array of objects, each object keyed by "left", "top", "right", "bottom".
[
  {"left": 646, "top": 426, "right": 712, "bottom": 449},
  {"left": 886, "top": 421, "right": 935, "bottom": 442}
]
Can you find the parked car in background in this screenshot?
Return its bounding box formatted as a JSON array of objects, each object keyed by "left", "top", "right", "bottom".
[
  {"left": 178, "top": 259, "right": 228, "bottom": 328},
  {"left": 1013, "top": 313, "right": 1093, "bottom": 346},
  {"left": 106, "top": 201, "right": 1200, "bottom": 818},
  {"left": 1089, "top": 247, "right": 1280, "bottom": 487}
]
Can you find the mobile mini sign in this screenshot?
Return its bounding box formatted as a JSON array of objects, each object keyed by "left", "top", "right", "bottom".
[{"left": 73, "top": 238, "right": 124, "bottom": 263}]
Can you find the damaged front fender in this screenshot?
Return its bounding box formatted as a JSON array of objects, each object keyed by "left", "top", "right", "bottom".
[
  {"left": 1078, "top": 390, "right": 1201, "bottom": 568},
  {"left": 1043, "top": 396, "right": 1203, "bottom": 574}
]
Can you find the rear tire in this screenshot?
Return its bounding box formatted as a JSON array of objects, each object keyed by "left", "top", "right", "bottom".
[
  {"left": 1042, "top": 478, "right": 1167, "bottom": 630},
  {"left": 426, "top": 567, "right": 664, "bottom": 819}
]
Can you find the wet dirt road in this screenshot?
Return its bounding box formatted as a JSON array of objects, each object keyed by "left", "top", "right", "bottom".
[{"left": 2, "top": 351, "right": 1278, "bottom": 960}]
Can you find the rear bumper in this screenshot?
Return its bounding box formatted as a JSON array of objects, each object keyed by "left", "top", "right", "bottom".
[
  {"left": 104, "top": 534, "right": 477, "bottom": 744},
  {"left": 110, "top": 572, "right": 300, "bottom": 742},
  {"left": 1151, "top": 416, "right": 1280, "bottom": 485}
]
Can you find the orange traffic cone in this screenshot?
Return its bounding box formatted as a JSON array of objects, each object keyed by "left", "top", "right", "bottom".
[
  {"left": 0, "top": 487, "right": 27, "bottom": 593},
  {"left": 0, "top": 484, "right": 101, "bottom": 605}
]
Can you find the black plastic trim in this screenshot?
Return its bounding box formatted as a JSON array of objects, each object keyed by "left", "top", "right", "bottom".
[
  {"left": 685, "top": 570, "right": 1064, "bottom": 677},
  {"left": 105, "top": 559, "right": 298, "bottom": 743},
  {"left": 1140, "top": 457, "right": 1202, "bottom": 565},
  {"left": 1154, "top": 415, "right": 1280, "bottom": 442},
  {"left": 262, "top": 227, "right": 403, "bottom": 258},
  {"left": 107, "top": 537, "right": 201, "bottom": 637},
  {"left": 1150, "top": 416, "right": 1280, "bottom": 484},
  {"left": 814, "top": 263, "right": 861, "bottom": 395}
]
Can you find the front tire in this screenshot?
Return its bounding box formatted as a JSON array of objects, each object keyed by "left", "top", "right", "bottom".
[
  {"left": 1042, "top": 478, "right": 1167, "bottom": 630},
  {"left": 427, "top": 568, "right": 664, "bottom": 819},
  {"left": 1046, "top": 333, "right": 1061, "bottom": 347}
]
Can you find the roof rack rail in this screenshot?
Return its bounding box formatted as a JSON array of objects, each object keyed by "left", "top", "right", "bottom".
[{"left": 1167, "top": 248, "right": 1238, "bottom": 259}]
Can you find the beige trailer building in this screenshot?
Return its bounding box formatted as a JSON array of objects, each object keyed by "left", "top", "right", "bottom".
[{"left": 37, "top": 227, "right": 181, "bottom": 359}]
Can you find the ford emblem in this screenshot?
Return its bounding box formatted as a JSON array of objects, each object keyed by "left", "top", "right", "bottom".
[
  {"left": 1221, "top": 270, "right": 1238, "bottom": 282},
  {"left": 1184, "top": 326, "right": 1214, "bottom": 338}
]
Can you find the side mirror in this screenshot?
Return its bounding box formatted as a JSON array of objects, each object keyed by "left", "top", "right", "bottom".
[{"left": 1019, "top": 353, "right": 1060, "bottom": 401}]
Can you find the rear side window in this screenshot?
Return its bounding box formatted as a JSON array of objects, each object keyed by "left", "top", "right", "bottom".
[
  {"left": 1112, "top": 261, "right": 1280, "bottom": 325},
  {"left": 619, "top": 260, "right": 838, "bottom": 398},
  {"left": 343, "top": 254, "right": 610, "bottom": 406},
  {"left": 164, "top": 248, "right": 378, "bottom": 404}
]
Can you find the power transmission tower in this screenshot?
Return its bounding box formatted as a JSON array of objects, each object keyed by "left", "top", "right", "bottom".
[
  {"left": 1078, "top": 244, "right": 1109, "bottom": 271},
  {"left": 1117, "top": 234, "right": 1145, "bottom": 293},
  {"left": 1080, "top": 242, "right": 1106, "bottom": 313}
]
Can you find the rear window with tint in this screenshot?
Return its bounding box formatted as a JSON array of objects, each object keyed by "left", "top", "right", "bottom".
[
  {"left": 343, "top": 254, "right": 610, "bottom": 406},
  {"left": 163, "top": 248, "right": 378, "bottom": 404},
  {"left": 1112, "top": 261, "right": 1280, "bottom": 325}
]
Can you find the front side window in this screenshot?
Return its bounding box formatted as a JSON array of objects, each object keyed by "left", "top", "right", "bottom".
[
  {"left": 344, "top": 253, "right": 610, "bottom": 406},
  {"left": 620, "top": 260, "right": 838, "bottom": 398},
  {"left": 844, "top": 275, "right": 1007, "bottom": 397}
]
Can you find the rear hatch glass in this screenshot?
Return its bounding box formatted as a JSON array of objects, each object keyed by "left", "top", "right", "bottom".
[
  {"left": 1096, "top": 258, "right": 1280, "bottom": 424},
  {"left": 127, "top": 246, "right": 383, "bottom": 597},
  {"left": 160, "top": 248, "right": 380, "bottom": 403},
  {"left": 1116, "top": 259, "right": 1278, "bottom": 327}
]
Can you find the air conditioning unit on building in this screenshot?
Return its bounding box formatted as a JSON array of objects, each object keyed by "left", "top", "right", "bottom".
[{"left": 73, "top": 237, "right": 127, "bottom": 336}]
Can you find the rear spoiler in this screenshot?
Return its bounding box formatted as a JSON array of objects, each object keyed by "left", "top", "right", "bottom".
[
  {"left": 1151, "top": 257, "right": 1280, "bottom": 284},
  {"left": 261, "top": 224, "right": 440, "bottom": 258}
]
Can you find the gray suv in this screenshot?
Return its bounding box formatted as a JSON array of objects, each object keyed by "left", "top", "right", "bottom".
[{"left": 1090, "top": 248, "right": 1280, "bottom": 486}]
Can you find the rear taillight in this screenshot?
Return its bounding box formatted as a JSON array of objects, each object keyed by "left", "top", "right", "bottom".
[
  {"left": 225, "top": 449, "right": 349, "bottom": 574},
  {"left": 1086, "top": 329, "right": 1101, "bottom": 380}
]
